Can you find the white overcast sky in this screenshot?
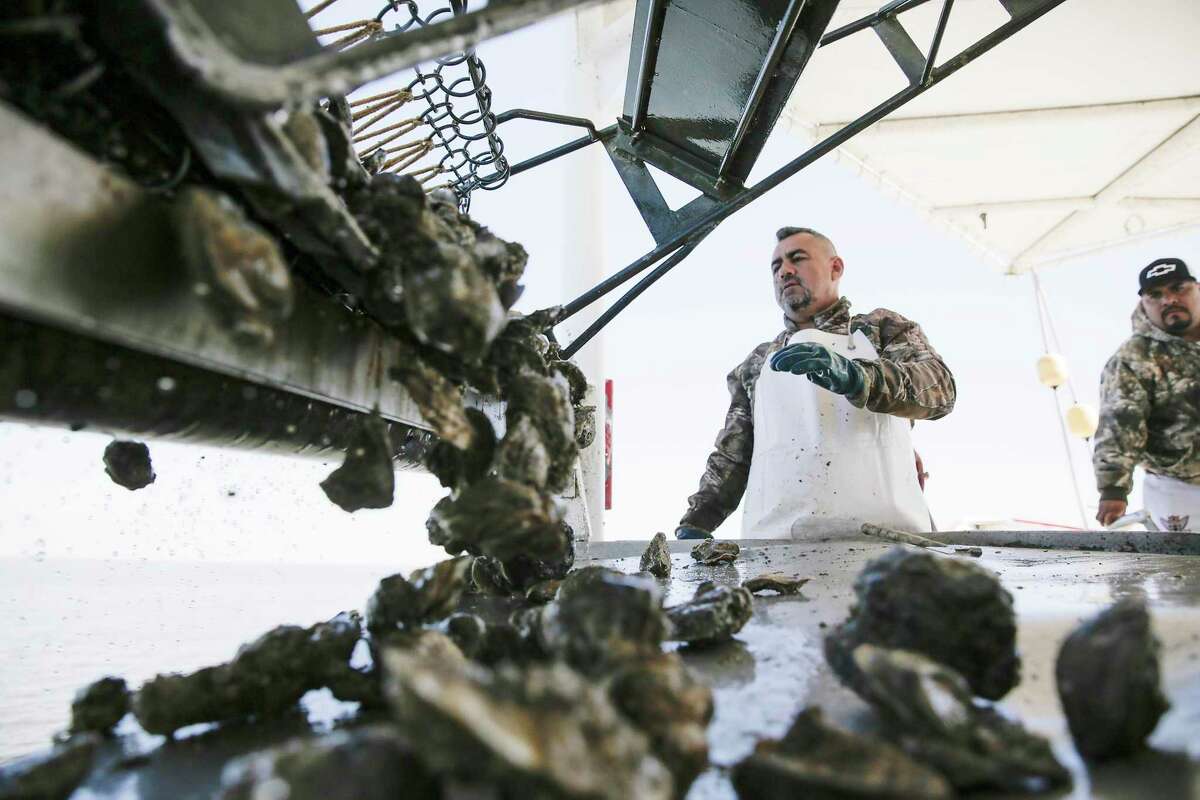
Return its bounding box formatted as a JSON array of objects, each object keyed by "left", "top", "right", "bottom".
[{"left": 1, "top": 5, "right": 1197, "bottom": 565}]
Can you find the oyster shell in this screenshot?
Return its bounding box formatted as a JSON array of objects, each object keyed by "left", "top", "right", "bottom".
[
  {"left": 70, "top": 676, "right": 129, "bottom": 735},
  {"left": 608, "top": 652, "right": 713, "bottom": 793},
  {"left": 366, "top": 557, "right": 473, "bottom": 638},
  {"left": 824, "top": 548, "right": 1019, "bottom": 700},
  {"left": 1055, "top": 598, "right": 1169, "bottom": 760},
  {"left": 0, "top": 733, "right": 100, "bottom": 800},
  {"left": 742, "top": 573, "right": 809, "bottom": 596},
  {"left": 319, "top": 411, "right": 394, "bottom": 512},
  {"left": 691, "top": 540, "right": 739, "bottom": 566},
  {"left": 732, "top": 707, "right": 953, "bottom": 799},
  {"left": 102, "top": 440, "right": 155, "bottom": 491},
  {"left": 666, "top": 581, "right": 753, "bottom": 647},
  {"left": 174, "top": 187, "right": 294, "bottom": 346},
  {"left": 540, "top": 567, "right": 669, "bottom": 673},
  {"left": 132, "top": 611, "right": 362, "bottom": 735},
  {"left": 426, "top": 477, "right": 569, "bottom": 566},
  {"left": 851, "top": 644, "right": 1070, "bottom": 792},
  {"left": 382, "top": 649, "right": 673, "bottom": 800},
  {"left": 639, "top": 532, "right": 672, "bottom": 579},
  {"left": 219, "top": 725, "right": 439, "bottom": 800}
]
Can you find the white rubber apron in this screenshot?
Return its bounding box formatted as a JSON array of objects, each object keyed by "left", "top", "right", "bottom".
[
  {"left": 1143, "top": 471, "right": 1200, "bottom": 532},
  {"left": 740, "top": 327, "right": 931, "bottom": 540}
]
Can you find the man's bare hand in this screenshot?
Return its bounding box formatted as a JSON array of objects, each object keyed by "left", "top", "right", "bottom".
[
  {"left": 1096, "top": 499, "right": 1127, "bottom": 527},
  {"left": 914, "top": 450, "right": 928, "bottom": 491}
]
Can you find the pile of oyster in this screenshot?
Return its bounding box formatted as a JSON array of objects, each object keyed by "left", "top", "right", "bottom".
[
  {"left": 15, "top": 549, "right": 757, "bottom": 798},
  {"left": 734, "top": 548, "right": 1171, "bottom": 797}
]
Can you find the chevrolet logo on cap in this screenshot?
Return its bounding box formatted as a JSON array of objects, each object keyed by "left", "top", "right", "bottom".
[{"left": 1138, "top": 258, "right": 1195, "bottom": 295}]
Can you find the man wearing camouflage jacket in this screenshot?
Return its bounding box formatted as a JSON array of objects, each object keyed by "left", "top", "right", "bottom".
[
  {"left": 1094, "top": 258, "right": 1200, "bottom": 531},
  {"left": 675, "top": 227, "right": 956, "bottom": 541}
]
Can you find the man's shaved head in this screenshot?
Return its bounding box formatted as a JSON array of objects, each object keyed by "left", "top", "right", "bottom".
[
  {"left": 776, "top": 226, "right": 837, "bottom": 257},
  {"left": 771, "top": 227, "right": 843, "bottom": 327}
]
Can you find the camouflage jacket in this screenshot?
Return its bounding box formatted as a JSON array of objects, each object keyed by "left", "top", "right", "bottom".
[
  {"left": 679, "top": 297, "right": 956, "bottom": 532},
  {"left": 1093, "top": 305, "right": 1200, "bottom": 500}
]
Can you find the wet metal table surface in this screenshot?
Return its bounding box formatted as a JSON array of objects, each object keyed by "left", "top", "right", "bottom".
[
  {"left": 580, "top": 538, "right": 1200, "bottom": 800},
  {"left": 58, "top": 539, "right": 1200, "bottom": 799}
]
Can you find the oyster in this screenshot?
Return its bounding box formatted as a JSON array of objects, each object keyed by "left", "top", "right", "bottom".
[
  {"left": 504, "top": 369, "right": 577, "bottom": 493},
  {"left": 487, "top": 315, "right": 552, "bottom": 383},
  {"left": 550, "top": 360, "right": 588, "bottom": 406},
  {"left": 494, "top": 416, "right": 552, "bottom": 488},
  {"left": 366, "top": 557, "right": 473, "bottom": 638},
  {"left": 388, "top": 355, "right": 477, "bottom": 450},
  {"left": 573, "top": 404, "right": 597, "bottom": 449},
  {"left": 640, "top": 532, "right": 672, "bottom": 578},
  {"left": 427, "top": 189, "right": 529, "bottom": 311},
  {"left": 525, "top": 579, "right": 562, "bottom": 604},
  {"left": 742, "top": 573, "right": 809, "bottom": 595},
  {"left": 540, "top": 567, "right": 669, "bottom": 673},
  {"left": 851, "top": 644, "right": 1070, "bottom": 792},
  {"left": 666, "top": 582, "right": 753, "bottom": 647},
  {"left": 70, "top": 676, "right": 129, "bottom": 735},
  {"left": 608, "top": 651, "right": 713, "bottom": 793},
  {"left": 469, "top": 555, "right": 516, "bottom": 596},
  {"left": 0, "top": 733, "right": 100, "bottom": 800},
  {"left": 102, "top": 440, "right": 155, "bottom": 491},
  {"left": 220, "top": 725, "right": 439, "bottom": 800},
  {"left": 691, "top": 540, "right": 739, "bottom": 566},
  {"left": 427, "top": 477, "right": 569, "bottom": 565},
  {"left": 423, "top": 407, "right": 496, "bottom": 490},
  {"left": 444, "top": 613, "right": 546, "bottom": 668},
  {"left": 174, "top": 187, "right": 294, "bottom": 346},
  {"left": 824, "top": 548, "right": 1019, "bottom": 700},
  {"left": 1055, "top": 598, "right": 1169, "bottom": 760},
  {"left": 319, "top": 411, "right": 394, "bottom": 512},
  {"left": 382, "top": 649, "right": 673, "bottom": 800},
  {"left": 732, "top": 707, "right": 953, "bottom": 800},
  {"left": 132, "top": 611, "right": 362, "bottom": 736}
]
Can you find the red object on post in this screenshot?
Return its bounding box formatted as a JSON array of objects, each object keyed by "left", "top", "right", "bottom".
[{"left": 604, "top": 379, "right": 613, "bottom": 510}]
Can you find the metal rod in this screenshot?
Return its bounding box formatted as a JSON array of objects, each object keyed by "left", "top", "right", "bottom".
[
  {"left": 561, "top": 237, "right": 706, "bottom": 359},
  {"left": 142, "top": 0, "right": 608, "bottom": 108},
  {"left": 495, "top": 108, "right": 599, "bottom": 135},
  {"left": 559, "top": 0, "right": 1067, "bottom": 323},
  {"left": 820, "top": 0, "right": 934, "bottom": 46},
  {"left": 921, "top": 0, "right": 954, "bottom": 84},
  {"left": 717, "top": 0, "right": 808, "bottom": 177},
  {"left": 477, "top": 116, "right": 611, "bottom": 182},
  {"left": 629, "top": 0, "right": 668, "bottom": 132}
]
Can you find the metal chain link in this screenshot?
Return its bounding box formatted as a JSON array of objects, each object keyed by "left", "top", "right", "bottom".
[{"left": 308, "top": 0, "right": 510, "bottom": 212}]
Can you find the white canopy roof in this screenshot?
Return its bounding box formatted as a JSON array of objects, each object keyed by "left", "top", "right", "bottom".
[{"left": 577, "top": 0, "right": 1200, "bottom": 271}]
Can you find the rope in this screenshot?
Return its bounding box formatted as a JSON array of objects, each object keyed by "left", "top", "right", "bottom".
[
  {"left": 304, "top": 0, "right": 341, "bottom": 19},
  {"left": 383, "top": 139, "right": 433, "bottom": 172},
  {"left": 1030, "top": 271, "right": 1091, "bottom": 528}
]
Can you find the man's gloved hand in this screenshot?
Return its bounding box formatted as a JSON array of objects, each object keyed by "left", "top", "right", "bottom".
[
  {"left": 675, "top": 526, "right": 712, "bottom": 540},
  {"left": 769, "top": 342, "right": 865, "bottom": 397}
]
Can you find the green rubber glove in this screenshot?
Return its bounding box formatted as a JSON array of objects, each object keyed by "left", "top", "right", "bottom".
[
  {"left": 675, "top": 526, "right": 712, "bottom": 540},
  {"left": 769, "top": 342, "right": 865, "bottom": 397}
]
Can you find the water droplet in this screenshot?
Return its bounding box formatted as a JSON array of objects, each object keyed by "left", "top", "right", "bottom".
[
  {"left": 193, "top": 282, "right": 211, "bottom": 297},
  {"left": 157, "top": 376, "right": 177, "bottom": 393},
  {"left": 14, "top": 389, "right": 37, "bottom": 409}
]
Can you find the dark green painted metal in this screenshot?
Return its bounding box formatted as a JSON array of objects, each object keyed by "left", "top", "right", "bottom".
[{"left": 621, "top": 0, "right": 840, "bottom": 184}]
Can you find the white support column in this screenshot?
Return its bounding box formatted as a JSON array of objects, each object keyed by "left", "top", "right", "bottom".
[{"left": 562, "top": 5, "right": 611, "bottom": 542}]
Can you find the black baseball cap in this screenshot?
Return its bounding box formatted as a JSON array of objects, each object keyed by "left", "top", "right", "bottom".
[{"left": 1138, "top": 258, "right": 1195, "bottom": 295}]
